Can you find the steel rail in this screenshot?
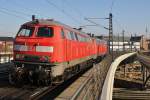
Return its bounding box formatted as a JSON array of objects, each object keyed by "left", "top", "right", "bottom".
[
  {"left": 29, "top": 86, "right": 56, "bottom": 100},
  {"left": 70, "top": 72, "right": 93, "bottom": 100}
]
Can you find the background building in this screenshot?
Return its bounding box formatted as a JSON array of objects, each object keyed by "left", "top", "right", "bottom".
[
  {"left": 0, "top": 37, "right": 14, "bottom": 54},
  {"left": 0, "top": 37, "right": 14, "bottom": 63},
  {"left": 96, "top": 35, "right": 142, "bottom": 51}
]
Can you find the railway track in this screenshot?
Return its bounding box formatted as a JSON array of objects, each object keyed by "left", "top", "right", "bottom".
[
  {"left": 0, "top": 54, "right": 114, "bottom": 100},
  {"left": 0, "top": 80, "right": 63, "bottom": 100},
  {"left": 0, "top": 70, "right": 9, "bottom": 81},
  {"left": 0, "top": 65, "right": 57, "bottom": 100},
  {"left": 0, "top": 64, "right": 93, "bottom": 100},
  {"left": 0, "top": 63, "right": 57, "bottom": 99},
  {"left": 113, "top": 88, "right": 150, "bottom": 100}
]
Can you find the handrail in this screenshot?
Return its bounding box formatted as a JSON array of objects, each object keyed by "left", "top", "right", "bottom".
[{"left": 100, "top": 52, "right": 136, "bottom": 100}]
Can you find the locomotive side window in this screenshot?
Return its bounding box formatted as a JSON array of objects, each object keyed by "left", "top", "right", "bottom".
[
  {"left": 77, "top": 34, "right": 81, "bottom": 41},
  {"left": 70, "top": 32, "right": 75, "bottom": 40},
  {"left": 87, "top": 37, "right": 89, "bottom": 42},
  {"left": 66, "top": 31, "right": 72, "bottom": 40},
  {"left": 74, "top": 33, "right": 78, "bottom": 41},
  {"left": 17, "top": 26, "right": 34, "bottom": 37},
  {"left": 37, "top": 27, "right": 53, "bottom": 37},
  {"left": 61, "top": 29, "right": 65, "bottom": 39},
  {"left": 78, "top": 34, "right": 84, "bottom": 42},
  {"left": 81, "top": 35, "right": 85, "bottom": 42}
]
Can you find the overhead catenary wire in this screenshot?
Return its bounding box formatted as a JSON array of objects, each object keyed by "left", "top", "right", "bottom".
[
  {"left": 85, "top": 17, "right": 109, "bottom": 20},
  {"left": 62, "top": 0, "right": 85, "bottom": 25},
  {"left": 84, "top": 18, "right": 109, "bottom": 30},
  {"left": 0, "top": 9, "right": 29, "bottom": 21},
  {"left": 114, "top": 20, "right": 125, "bottom": 33},
  {"left": 0, "top": 0, "right": 128, "bottom": 37},
  {"left": 8, "top": 0, "right": 48, "bottom": 18},
  {"left": 63, "top": 0, "right": 84, "bottom": 17},
  {"left": 0, "top": 0, "right": 36, "bottom": 20},
  {"left": 45, "top": 0, "right": 82, "bottom": 25},
  {"left": 10, "top": 0, "right": 38, "bottom": 13},
  {"left": 109, "top": 0, "right": 129, "bottom": 36},
  {"left": 110, "top": 0, "right": 116, "bottom": 13},
  {"left": 0, "top": 6, "right": 31, "bottom": 17},
  {"left": 61, "top": 0, "right": 111, "bottom": 31}
]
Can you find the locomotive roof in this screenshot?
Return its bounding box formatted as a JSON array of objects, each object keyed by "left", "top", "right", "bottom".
[
  {"left": 23, "top": 19, "right": 67, "bottom": 27},
  {"left": 23, "top": 19, "right": 89, "bottom": 37}
]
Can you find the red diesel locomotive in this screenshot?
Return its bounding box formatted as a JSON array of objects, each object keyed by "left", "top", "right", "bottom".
[{"left": 9, "top": 18, "right": 107, "bottom": 85}]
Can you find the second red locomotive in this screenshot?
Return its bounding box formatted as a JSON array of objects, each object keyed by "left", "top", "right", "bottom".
[{"left": 9, "top": 18, "right": 107, "bottom": 85}]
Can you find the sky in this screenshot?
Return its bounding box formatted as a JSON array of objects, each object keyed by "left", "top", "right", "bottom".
[{"left": 0, "top": 0, "right": 150, "bottom": 37}]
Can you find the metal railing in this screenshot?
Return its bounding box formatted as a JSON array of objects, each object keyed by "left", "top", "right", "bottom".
[
  {"left": 70, "top": 53, "right": 137, "bottom": 100},
  {"left": 100, "top": 52, "right": 136, "bottom": 100}
]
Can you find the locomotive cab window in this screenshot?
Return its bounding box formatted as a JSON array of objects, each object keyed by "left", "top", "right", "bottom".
[
  {"left": 37, "top": 27, "right": 53, "bottom": 37},
  {"left": 17, "top": 26, "right": 34, "bottom": 37}
]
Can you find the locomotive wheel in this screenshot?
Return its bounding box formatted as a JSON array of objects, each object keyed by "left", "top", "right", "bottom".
[
  {"left": 28, "top": 72, "right": 39, "bottom": 85},
  {"left": 41, "top": 79, "right": 51, "bottom": 86},
  {"left": 9, "top": 73, "right": 16, "bottom": 85},
  {"left": 9, "top": 73, "right": 24, "bottom": 86},
  {"left": 28, "top": 71, "right": 51, "bottom": 86},
  {"left": 30, "top": 79, "right": 51, "bottom": 86}
]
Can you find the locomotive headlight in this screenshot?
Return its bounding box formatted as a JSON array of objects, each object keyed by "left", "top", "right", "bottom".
[
  {"left": 14, "top": 45, "right": 28, "bottom": 51},
  {"left": 36, "top": 46, "right": 53, "bottom": 53},
  {"left": 15, "top": 54, "right": 24, "bottom": 60},
  {"left": 15, "top": 54, "right": 20, "bottom": 59}
]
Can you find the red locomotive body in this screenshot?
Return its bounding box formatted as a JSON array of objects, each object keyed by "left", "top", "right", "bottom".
[{"left": 10, "top": 19, "right": 107, "bottom": 85}]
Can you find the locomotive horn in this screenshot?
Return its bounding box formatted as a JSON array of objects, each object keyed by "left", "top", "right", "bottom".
[{"left": 32, "top": 15, "right": 35, "bottom": 21}]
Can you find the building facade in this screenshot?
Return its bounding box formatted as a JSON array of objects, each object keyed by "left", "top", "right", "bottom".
[
  {"left": 0, "top": 37, "right": 14, "bottom": 63},
  {"left": 97, "top": 35, "right": 142, "bottom": 51}
]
